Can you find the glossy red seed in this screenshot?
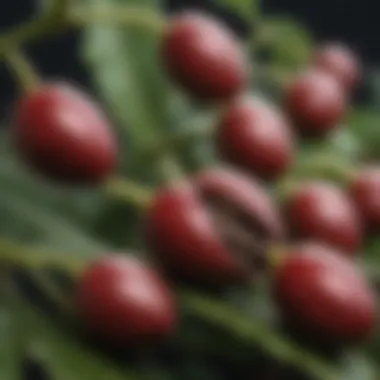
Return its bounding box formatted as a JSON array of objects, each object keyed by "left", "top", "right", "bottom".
[
  {"left": 145, "top": 168, "right": 283, "bottom": 286},
  {"left": 313, "top": 42, "right": 361, "bottom": 91},
  {"left": 285, "top": 69, "right": 347, "bottom": 138},
  {"left": 350, "top": 167, "right": 380, "bottom": 230},
  {"left": 162, "top": 12, "right": 248, "bottom": 102},
  {"left": 13, "top": 82, "right": 118, "bottom": 184},
  {"left": 217, "top": 96, "right": 294, "bottom": 180},
  {"left": 285, "top": 181, "right": 362, "bottom": 255},
  {"left": 76, "top": 256, "right": 176, "bottom": 345},
  {"left": 274, "top": 242, "right": 376, "bottom": 345}
]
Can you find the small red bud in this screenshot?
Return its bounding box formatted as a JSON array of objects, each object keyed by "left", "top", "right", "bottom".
[
  {"left": 146, "top": 168, "right": 284, "bottom": 287},
  {"left": 284, "top": 181, "right": 362, "bottom": 255},
  {"left": 13, "top": 82, "right": 118, "bottom": 185},
  {"left": 162, "top": 11, "right": 248, "bottom": 102},
  {"left": 217, "top": 96, "right": 294, "bottom": 181},
  {"left": 285, "top": 69, "right": 347, "bottom": 138},
  {"left": 313, "top": 42, "right": 361, "bottom": 91},
  {"left": 274, "top": 242, "right": 377, "bottom": 345},
  {"left": 76, "top": 256, "right": 176, "bottom": 346}
]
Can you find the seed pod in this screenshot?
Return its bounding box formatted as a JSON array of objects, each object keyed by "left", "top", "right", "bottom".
[
  {"left": 283, "top": 181, "right": 362, "bottom": 255},
  {"left": 284, "top": 69, "right": 347, "bottom": 138},
  {"left": 146, "top": 168, "right": 284, "bottom": 287},
  {"left": 162, "top": 11, "right": 248, "bottom": 102},
  {"left": 13, "top": 82, "right": 118, "bottom": 185},
  {"left": 274, "top": 242, "right": 377, "bottom": 346},
  {"left": 76, "top": 256, "right": 176, "bottom": 346},
  {"left": 313, "top": 42, "right": 361, "bottom": 91},
  {"left": 217, "top": 96, "right": 294, "bottom": 181}
]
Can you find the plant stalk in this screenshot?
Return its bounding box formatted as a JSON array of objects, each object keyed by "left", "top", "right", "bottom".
[
  {"left": 105, "top": 177, "right": 154, "bottom": 208},
  {"left": 0, "top": 239, "right": 86, "bottom": 277},
  {"left": 5, "top": 49, "right": 40, "bottom": 94},
  {"left": 69, "top": 4, "right": 167, "bottom": 34},
  {"left": 0, "top": 4, "right": 166, "bottom": 59}
]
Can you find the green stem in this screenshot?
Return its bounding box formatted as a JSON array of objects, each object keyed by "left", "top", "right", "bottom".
[
  {"left": 2, "top": 0, "right": 69, "bottom": 91},
  {"left": 292, "top": 153, "right": 356, "bottom": 185},
  {"left": 0, "top": 237, "right": 81, "bottom": 317},
  {"left": 0, "top": 2, "right": 69, "bottom": 57},
  {"left": 272, "top": 151, "right": 358, "bottom": 201},
  {"left": 141, "top": 125, "right": 212, "bottom": 160},
  {"left": 0, "top": 239, "right": 86, "bottom": 277},
  {"left": 102, "top": 156, "right": 355, "bottom": 215},
  {"left": 105, "top": 176, "right": 153, "bottom": 208},
  {"left": 0, "top": 4, "right": 166, "bottom": 59},
  {"left": 69, "top": 4, "right": 167, "bottom": 34},
  {"left": 181, "top": 291, "right": 340, "bottom": 380},
  {"left": 255, "top": 64, "right": 293, "bottom": 88},
  {"left": 157, "top": 155, "right": 186, "bottom": 183},
  {"left": 28, "top": 269, "right": 75, "bottom": 316},
  {"left": 47, "top": 0, "right": 70, "bottom": 19},
  {"left": 5, "top": 49, "right": 40, "bottom": 94},
  {"left": 272, "top": 178, "right": 301, "bottom": 203}
]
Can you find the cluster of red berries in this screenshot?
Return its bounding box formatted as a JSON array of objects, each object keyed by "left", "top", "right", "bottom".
[{"left": 10, "top": 11, "right": 379, "bottom": 351}]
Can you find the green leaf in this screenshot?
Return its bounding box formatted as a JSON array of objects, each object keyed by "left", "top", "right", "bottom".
[
  {"left": 292, "top": 143, "right": 354, "bottom": 185},
  {"left": 0, "top": 133, "right": 108, "bottom": 235},
  {"left": 12, "top": 295, "right": 141, "bottom": 380},
  {"left": 0, "top": 186, "right": 107, "bottom": 253},
  {"left": 339, "top": 352, "right": 377, "bottom": 380},
  {"left": 327, "top": 129, "right": 363, "bottom": 163},
  {"left": 216, "top": 0, "right": 260, "bottom": 24},
  {"left": 175, "top": 355, "right": 221, "bottom": 380},
  {"left": 348, "top": 108, "right": 380, "bottom": 159},
  {"left": 259, "top": 16, "right": 313, "bottom": 69},
  {"left": 81, "top": 0, "right": 172, "bottom": 170},
  {"left": 181, "top": 291, "right": 341, "bottom": 380},
  {"left": 362, "top": 237, "right": 380, "bottom": 280},
  {"left": 226, "top": 280, "right": 277, "bottom": 326},
  {"left": 81, "top": 0, "right": 189, "bottom": 183},
  {"left": 0, "top": 132, "right": 110, "bottom": 253},
  {"left": 0, "top": 289, "right": 24, "bottom": 380},
  {"left": 176, "top": 315, "right": 255, "bottom": 363},
  {"left": 137, "top": 359, "right": 177, "bottom": 380}
]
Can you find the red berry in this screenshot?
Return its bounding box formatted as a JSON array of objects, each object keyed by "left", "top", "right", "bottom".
[
  {"left": 146, "top": 168, "right": 284, "bottom": 286},
  {"left": 285, "top": 69, "right": 347, "bottom": 138},
  {"left": 162, "top": 12, "right": 248, "bottom": 102},
  {"left": 13, "top": 82, "right": 118, "bottom": 184},
  {"left": 350, "top": 167, "right": 380, "bottom": 231},
  {"left": 217, "top": 96, "right": 294, "bottom": 180},
  {"left": 76, "top": 256, "right": 176, "bottom": 346},
  {"left": 313, "top": 42, "right": 361, "bottom": 91},
  {"left": 284, "top": 181, "right": 362, "bottom": 255},
  {"left": 274, "top": 242, "right": 376, "bottom": 345}
]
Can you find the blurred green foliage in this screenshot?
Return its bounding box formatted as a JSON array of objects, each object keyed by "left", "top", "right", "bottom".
[{"left": 0, "top": 0, "right": 380, "bottom": 379}]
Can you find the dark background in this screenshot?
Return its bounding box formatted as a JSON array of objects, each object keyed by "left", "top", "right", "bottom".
[{"left": 0, "top": 0, "right": 376, "bottom": 112}]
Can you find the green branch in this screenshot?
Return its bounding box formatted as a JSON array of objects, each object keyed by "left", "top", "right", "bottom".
[
  {"left": 0, "top": 0, "right": 70, "bottom": 57},
  {"left": 5, "top": 49, "right": 40, "bottom": 93},
  {"left": 0, "top": 4, "right": 166, "bottom": 59},
  {"left": 69, "top": 4, "right": 167, "bottom": 33},
  {"left": 182, "top": 291, "right": 340, "bottom": 380},
  {"left": 0, "top": 239, "right": 86, "bottom": 276},
  {"left": 105, "top": 177, "right": 154, "bottom": 208},
  {"left": 48, "top": 0, "right": 70, "bottom": 19}
]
